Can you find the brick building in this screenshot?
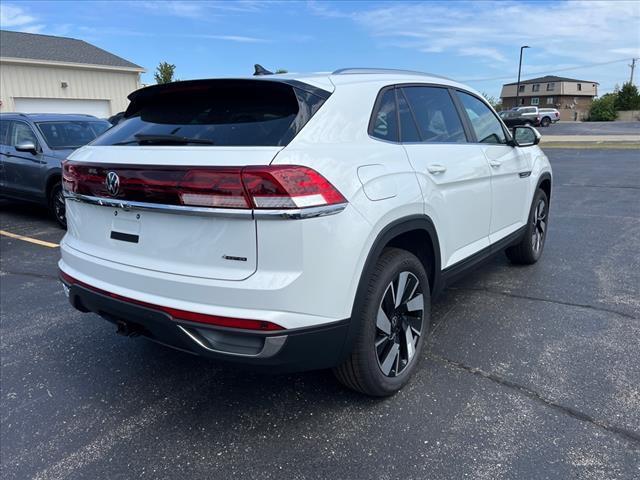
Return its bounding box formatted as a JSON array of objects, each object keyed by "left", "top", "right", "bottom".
[{"left": 500, "top": 75, "right": 598, "bottom": 121}]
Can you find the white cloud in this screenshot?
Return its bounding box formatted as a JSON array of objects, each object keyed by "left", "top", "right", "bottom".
[
  {"left": 187, "top": 34, "right": 267, "bottom": 43},
  {"left": 135, "top": 0, "right": 269, "bottom": 19},
  {"left": 0, "top": 3, "right": 43, "bottom": 32},
  {"left": 311, "top": 0, "right": 640, "bottom": 67}
]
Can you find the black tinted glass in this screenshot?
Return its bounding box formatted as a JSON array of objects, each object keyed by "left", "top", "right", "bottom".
[
  {"left": 94, "top": 81, "right": 326, "bottom": 147},
  {"left": 397, "top": 90, "right": 420, "bottom": 143},
  {"left": 370, "top": 89, "right": 398, "bottom": 142},
  {"left": 401, "top": 87, "right": 466, "bottom": 143},
  {"left": 457, "top": 92, "right": 507, "bottom": 144},
  {"left": 0, "top": 119, "right": 10, "bottom": 145},
  {"left": 37, "top": 121, "right": 110, "bottom": 149}
]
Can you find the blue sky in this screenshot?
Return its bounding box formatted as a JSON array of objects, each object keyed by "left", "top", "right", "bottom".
[{"left": 2, "top": 1, "right": 639, "bottom": 97}]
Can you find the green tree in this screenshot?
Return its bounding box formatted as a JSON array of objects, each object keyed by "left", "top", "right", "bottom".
[
  {"left": 481, "top": 92, "right": 502, "bottom": 111},
  {"left": 614, "top": 82, "right": 640, "bottom": 110},
  {"left": 154, "top": 62, "right": 177, "bottom": 84},
  {"left": 275, "top": 69, "right": 288, "bottom": 74},
  {"left": 588, "top": 93, "right": 617, "bottom": 121}
]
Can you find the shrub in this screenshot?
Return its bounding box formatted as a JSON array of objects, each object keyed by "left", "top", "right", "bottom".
[
  {"left": 614, "top": 82, "right": 640, "bottom": 111},
  {"left": 588, "top": 93, "right": 617, "bottom": 121}
]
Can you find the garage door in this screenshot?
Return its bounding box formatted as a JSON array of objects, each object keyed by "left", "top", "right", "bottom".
[{"left": 13, "top": 98, "right": 111, "bottom": 118}]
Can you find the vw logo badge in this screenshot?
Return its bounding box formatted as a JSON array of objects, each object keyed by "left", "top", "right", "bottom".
[{"left": 105, "top": 171, "right": 120, "bottom": 196}]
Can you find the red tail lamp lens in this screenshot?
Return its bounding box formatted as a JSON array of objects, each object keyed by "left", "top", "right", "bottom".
[{"left": 62, "top": 162, "right": 346, "bottom": 211}]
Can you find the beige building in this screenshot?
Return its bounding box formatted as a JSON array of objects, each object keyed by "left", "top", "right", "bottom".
[
  {"left": 500, "top": 75, "right": 599, "bottom": 121},
  {"left": 0, "top": 30, "right": 144, "bottom": 117}
]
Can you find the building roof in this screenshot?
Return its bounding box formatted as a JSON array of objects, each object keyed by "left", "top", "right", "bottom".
[
  {"left": 0, "top": 112, "right": 110, "bottom": 122},
  {"left": 0, "top": 30, "right": 144, "bottom": 70},
  {"left": 503, "top": 75, "right": 598, "bottom": 86}
]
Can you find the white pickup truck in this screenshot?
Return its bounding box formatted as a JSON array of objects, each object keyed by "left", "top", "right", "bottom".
[
  {"left": 511, "top": 107, "right": 560, "bottom": 127},
  {"left": 511, "top": 106, "right": 559, "bottom": 127}
]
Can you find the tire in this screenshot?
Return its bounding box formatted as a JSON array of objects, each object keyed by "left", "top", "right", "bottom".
[
  {"left": 506, "top": 189, "right": 549, "bottom": 265},
  {"left": 541, "top": 117, "right": 551, "bottom": 127},
  {"left": 49, "top": 182, "right": 67, "bottom": 229},
  {"left": 334, "top": 248, "right": 430, "bottom": 396}
]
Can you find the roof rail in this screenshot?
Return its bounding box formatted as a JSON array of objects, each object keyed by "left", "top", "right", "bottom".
[{"left": 332, "top": 68, "right": 451, "bottom": 80}]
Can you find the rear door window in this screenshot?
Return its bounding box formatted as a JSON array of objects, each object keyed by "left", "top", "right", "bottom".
[
  {"left": 401, "top": 87, "right": 467, "bottom": 143},
  {"left": 93, "top": 80, "right": 328, "bottom": 147}
]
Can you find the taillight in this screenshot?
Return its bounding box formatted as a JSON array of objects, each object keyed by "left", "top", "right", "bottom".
[
  {"left": 63, "top": 162, "right": 346, "bottom": 210},
  {"left": 243, "top": 166, "right": 346, "bottom": 209}
]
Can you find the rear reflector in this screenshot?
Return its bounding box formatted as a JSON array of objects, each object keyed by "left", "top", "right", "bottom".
[
  {"left": 63, "top": 162, "right": 346, "bottom": 210},
  {"left": 60, "top": 270, "right": 285, "bottom": 331}
]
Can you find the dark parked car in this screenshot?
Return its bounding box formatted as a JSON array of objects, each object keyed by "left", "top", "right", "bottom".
[
  {"left": 0, "top": 113, "right": 110, "bottom": 227},
  {"left": 499, "top": 110, "right": 541, "bottom": 128}
]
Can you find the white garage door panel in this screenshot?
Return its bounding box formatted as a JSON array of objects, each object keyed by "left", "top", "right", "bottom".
[{"left": 14, "top": 98, "right": 111, "bottom": 118}]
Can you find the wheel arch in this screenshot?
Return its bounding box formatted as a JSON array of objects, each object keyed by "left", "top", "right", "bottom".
[
  {"left": 45, "top": 169, "right": 62, "bottom": 204},
  {"left": 536, "top": 172, "right": 552, "bottom": 203},
  {"left": 339, "top": 215, "right": 442, "bottom": 362}
]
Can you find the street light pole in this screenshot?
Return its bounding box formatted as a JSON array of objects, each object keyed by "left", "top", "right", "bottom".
[{"left": 515, "top": 45, "right": 530, "bottom": 108}]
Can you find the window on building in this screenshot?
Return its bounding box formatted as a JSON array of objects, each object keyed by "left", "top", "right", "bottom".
[
  {"left": 532, "top": 84, "right": 540, "bottom": 92},
  {"left": 577, "top": 83, "right": 582, "bottom": 91},
  {"left": 531, "top": 97, "right": 540, "bottom": 105},
  {"left": 547, "top": 83, "right": 555, "bottom": 91},
  {"left": 518, "top": 85, "right": 525, "bottom": 92},
  {"left": 546, "top": 97, "right": 554, "bottom": 105},
  {"left": 519, "top": 97, "right": 525, "bottom": 106}
]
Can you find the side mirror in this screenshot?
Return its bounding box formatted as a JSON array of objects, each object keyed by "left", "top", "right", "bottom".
[
  {"left": 15, "top": 142, "right": 38, "bottom": 155},
  {"left": 512, "top": 126, "right": 541, "bottom": 147}
]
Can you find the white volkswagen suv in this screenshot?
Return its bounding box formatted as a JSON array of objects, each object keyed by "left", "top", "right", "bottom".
[{"left": 59, "top": 69, "right": 551, "bottom": 396}]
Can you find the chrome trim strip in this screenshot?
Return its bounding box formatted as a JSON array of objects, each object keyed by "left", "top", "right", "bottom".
[
  {"left": 64, "top": 191, "right": 347, "bottom": 220},
  {"left": 253, "top": 203, "right": 348, "bottom": 220},
  {"left": 177, "top": 325, "right": 288, "bottom": 358}
]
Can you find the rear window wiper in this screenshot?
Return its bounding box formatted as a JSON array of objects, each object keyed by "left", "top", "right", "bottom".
[{"left": 113, "top": 134, "right": 215, "bottom": 146}]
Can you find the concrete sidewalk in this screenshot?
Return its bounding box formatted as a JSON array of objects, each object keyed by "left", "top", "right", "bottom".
[
  {"left": 540, "top": 134, "right": 640, "bottom": 148},
  {"left": 541, "top": 134, "right": 640, "bottom": 142}
]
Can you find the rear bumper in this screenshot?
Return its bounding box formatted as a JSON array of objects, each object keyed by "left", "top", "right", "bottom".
[{"left": 63, "top": 277, "right": 351, "bottom": 372}]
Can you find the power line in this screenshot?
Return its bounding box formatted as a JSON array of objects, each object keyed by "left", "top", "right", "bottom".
[{"left": 461, "top": 58, "right": 630, "bottom": 83}]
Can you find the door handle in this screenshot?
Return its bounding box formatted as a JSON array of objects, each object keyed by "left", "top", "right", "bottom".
[
  {"left": 489, "top": 160, "right": 502, "bottom": 168},
  {"left": 427, "top": 164, "right": 447, "bottom": 174}
]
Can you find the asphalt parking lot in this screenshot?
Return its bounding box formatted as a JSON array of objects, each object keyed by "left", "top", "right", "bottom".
[{"left": 1, "top": 148, "right": 639, "bottom": 479}]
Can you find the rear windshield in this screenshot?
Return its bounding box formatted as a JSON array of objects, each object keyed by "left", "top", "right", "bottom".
[
  {"left": 93, "top": 80, "right": 329, "bottom": 147},
  {"left": 36, "top": 121, "right": 110, "bottom": 149}
]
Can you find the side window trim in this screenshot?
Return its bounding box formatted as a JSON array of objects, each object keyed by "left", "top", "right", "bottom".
[{"left": 453, "top": 89, "right": 513, "bottom": 145}]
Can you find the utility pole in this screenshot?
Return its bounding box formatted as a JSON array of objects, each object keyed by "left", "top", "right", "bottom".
[
  {"left": 515, "top": 45, "right": 530, "bottom": 108},
  {"left": 630, "top": 58, "right": 638, "bottom": 85}
]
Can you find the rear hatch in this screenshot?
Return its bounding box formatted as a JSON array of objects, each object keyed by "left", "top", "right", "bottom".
[{"left": 63, "top": 79, "right": 331, "bottom": 281}]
